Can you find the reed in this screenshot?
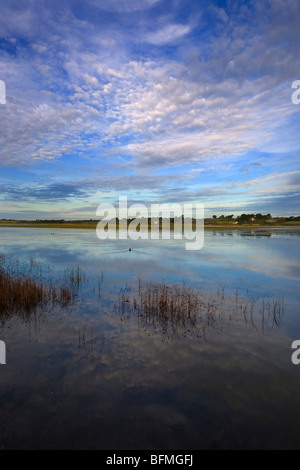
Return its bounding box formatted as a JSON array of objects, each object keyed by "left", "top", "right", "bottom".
[
  {"left": 0, "top": 257, "right": 75, "bottom": 322},
  {"left": 117, "top": 280, "right": 284, "bottom": 341},
  {"left": 64, "top": 266, "right": 86, "bottom": 290},
  {"left": 77, "top": 319, "right": 98, "bottom": 360},
  {"left": 117, "top": 282, "right": 221, "bottom": 340}
]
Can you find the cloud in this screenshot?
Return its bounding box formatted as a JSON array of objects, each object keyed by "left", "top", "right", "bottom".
[
  {"left": 0, "top": 3, "right": 36, "bottom": 37},
  {"left": 100, "top": 57, "right": 297, "bottom": 170},
  {"left": 0, "top": 43, "right": 298, "bottom": 173},
  {"left": 0, "top": 0, "right": 299, "bottom": 217},
  {"left": 145, "top": 23, "right": 192, "bottom": 45},
  {"left": 230, "top": 171, "right": 300, "bottom": 200},
  {"left": 0, "top": 182, "right": 88, "bottom": 201},
  {"left": 87, "top": 0, "right": 161, "bottom": 13},
  {"left": 210, "top": 6, "right": 228, "bottom": 23}
]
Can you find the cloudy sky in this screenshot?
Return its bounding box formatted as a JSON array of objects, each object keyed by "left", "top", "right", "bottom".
[{"left": 0, "top": 0, "right": 299, "bottom": 219}]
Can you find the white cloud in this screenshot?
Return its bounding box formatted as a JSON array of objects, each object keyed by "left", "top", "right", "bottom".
[
  {"left": 82, "top": 73, "right": 99, "bottom": 87},
  {"left": 32, "top": 43, "right": 48, "bottom": 53},
  {"left": 233, "top": 171, "right": 300, "bottom": 196},
  {"left": 146, "top": 23, "right": 192, "bottom": 45},
  {"left": 211, "top": 6, "right": 228, "bottom": 23},
  {"left": 88, "top": 0, "right": 161, "bottom": 13},
  {"left": 0, "top": 6, "right": 35, "bottom": 37},
  {"left": 0, "top": 0, "right": 299, "bottom": 187},
  {"left": 0, "top": 42, "right": 298, "bottom": 172},
  {"left": 93, "top": 55, "right": 297, "bottom": 169}
]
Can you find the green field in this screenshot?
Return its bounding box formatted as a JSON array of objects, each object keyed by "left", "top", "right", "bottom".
[
  {"left": 0, "top": 219, "right": 299, "bottom": 230},
  {"left": 0, "top": 221, "right": 98, "bottom": 229}
]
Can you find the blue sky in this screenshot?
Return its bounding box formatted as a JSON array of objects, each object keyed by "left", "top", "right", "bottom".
[{"left": 0, "top": 0, "right": 299, "bottom": 219}]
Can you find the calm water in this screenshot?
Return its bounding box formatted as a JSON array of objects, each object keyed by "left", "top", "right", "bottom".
[{"left": 0, "top": 227, "right": 300, "bottom": 450}]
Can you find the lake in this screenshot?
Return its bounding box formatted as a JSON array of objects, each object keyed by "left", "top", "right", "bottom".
[{"left": 0, "top": 227, "right": 300, "bottom": 450}]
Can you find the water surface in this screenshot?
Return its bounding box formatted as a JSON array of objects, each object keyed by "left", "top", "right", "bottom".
[{"left": 0, "top": 227, "right": 299, "bottom": 449}]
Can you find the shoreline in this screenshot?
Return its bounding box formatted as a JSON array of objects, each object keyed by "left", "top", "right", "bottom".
[{"left": 0, "top": 223, "right": 300, "bottom": 231}]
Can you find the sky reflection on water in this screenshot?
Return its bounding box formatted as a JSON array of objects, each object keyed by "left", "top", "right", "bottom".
[{"left": 0, "top": 227, "right": 300, "bottom": 449}]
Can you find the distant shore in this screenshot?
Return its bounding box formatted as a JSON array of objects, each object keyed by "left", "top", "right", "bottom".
[{"left": 1, "top": 221, "right": 300, "bottom": 230}]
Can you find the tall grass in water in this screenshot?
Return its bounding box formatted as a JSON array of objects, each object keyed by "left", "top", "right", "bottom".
[
  {"left": 64, "top": 266, "right": 86, "bottom": 291},
  {"left": 118, "top": 282, "right": 221, "bottom": 340},
  {"left": 117, "top": 281, "right": 284, "bottom": 341},
  {"left": 0, "top": 256, "right": 75, "bottom": 323}
]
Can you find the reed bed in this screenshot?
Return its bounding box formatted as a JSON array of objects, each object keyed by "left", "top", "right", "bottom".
[
  {"left": 117, "top": 281, "right": 284, "bottom": 341},
  {"left": 118, "top": 282, "right": 221, "bottom": 340},
  {"left": 0, "top": 252, "right": 284, "bottom": 341},
  {"left": 0, "top": 256, "right": 75, "bottom": 323}
]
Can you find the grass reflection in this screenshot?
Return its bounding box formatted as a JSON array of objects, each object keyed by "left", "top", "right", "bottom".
[
  {"left": 117, "top": 281, "right": 284, "bottom": 342},
  {"left": 0, "top": 255, "right": 78, "bottom": 324},
  {"left": 0, "top": 255, "right": 284, "bottom": 343}
]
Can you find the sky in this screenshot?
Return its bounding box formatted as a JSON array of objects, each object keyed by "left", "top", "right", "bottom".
[{"left": 0, "top": 0, "right": 299, "bottom": 219}]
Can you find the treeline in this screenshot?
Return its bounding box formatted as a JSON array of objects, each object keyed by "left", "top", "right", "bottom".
[
  {"left": 1, "top": 215, "right": 300, "bottom": 226},
  {"left": 206, "top": 214, "right": 300, "bottom": 224}
]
